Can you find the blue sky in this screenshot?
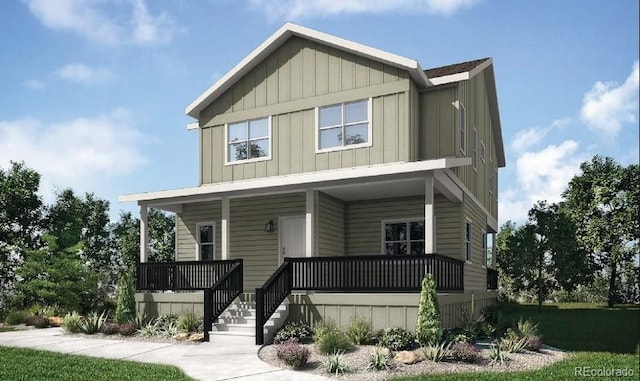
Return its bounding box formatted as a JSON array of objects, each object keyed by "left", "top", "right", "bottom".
[{"left": 0, "top": 0, "right": 638, "bottom": 224}]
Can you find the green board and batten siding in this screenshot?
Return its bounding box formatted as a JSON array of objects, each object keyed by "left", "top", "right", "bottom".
[
  {"left": 176, "top": 201, "right": 222, "bottom": 261},
  {"left": 318, "top": 192, "right": 346, "bottom": 257},
  {"left": 198, "top": 36, "right": 411, "bottom": 184}
]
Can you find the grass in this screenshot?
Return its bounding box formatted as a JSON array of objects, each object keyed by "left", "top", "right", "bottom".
[
  {"left": 0, "top": 346, "right": 194, "bottom": 381},
  {"left": 0, "top": 328, "right": 15, "bottom": 333},
  {"left": 500, "top": 302, "right": 639, "bottom": 353},
  {"left": 391, "top": 302, "right": 640, "bottom": 381}
]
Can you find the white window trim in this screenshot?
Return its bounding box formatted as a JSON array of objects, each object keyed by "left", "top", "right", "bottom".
[
  {"left": 380, "top": 217, "right": 426, "bottom": 255},
  {"left": 195, "top": 221, "right": 216, "bottom": 261},
  {"left": 480, "top": 141, "right": 486, "bottom": 163},
  {"left": 224, "top": 116, "right": 272, "bottom": 166},
  {"left": 481, "top": 229, "right": 487, "bottom": 268},
  {"left": 464, "top": 218, "right": 472, "bottom": 263},
  {"left": 459, "top": 103, "right": 466, "bottom": 154},
  {"left": 315, "top": 98, "right": 373, "bottom": 153},
  {"left": 472, "top": 127, "right": 478, "bottom": 172}
]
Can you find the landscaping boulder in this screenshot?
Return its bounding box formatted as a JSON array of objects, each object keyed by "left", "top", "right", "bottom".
[
  {"left": 188, "top": 333, "right": 205, "bottom": 342},
  {"left": 394, "top": 350, "right": 421, "bottom": 364},
  {"left": 413, "top": 348, "right": 425, "bottom": 362},
  {"left": 48, "top": 317, "right": 63, "bottom": 327},
  {"left": 175, "top": 333, "right": 190, "bottom": 341}
]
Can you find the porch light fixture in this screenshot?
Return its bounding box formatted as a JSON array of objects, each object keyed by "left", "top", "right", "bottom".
[{"left": 264, "top": 220, "right": 275, "bottom": 233}]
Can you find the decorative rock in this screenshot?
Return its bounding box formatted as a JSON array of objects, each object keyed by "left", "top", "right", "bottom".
[
  {"left": 48, "top": 317, "right": 63, "bottom": 327},
  {"left": 175, "top": 333, "right": 190, "bottom": 341},
  {"left": 394, "top": 350, "right": 421, "bottom": 364},
  {"left": 188, "top": 333, "right": 205, "bottom": 342},
  {"left": 413, "top": 348, "right": 425, "bottom": 362}
]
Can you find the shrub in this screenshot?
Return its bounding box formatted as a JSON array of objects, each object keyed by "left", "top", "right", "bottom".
[
  {"left": 162, "top": 321, "right": 179, "bottom": 338},
  {"left": 367, "top": 347, "right": 394, "bottom": 371},
  {"left": 79, "top": 311, "right": 107, "bottom": 334},
  {"left": 115, "top": 270, "right": 136, "bottom": 323},
  {"left": 135, "top": 313, "right": 149, "bottom": 329},
  {"left": 448, "top": 341, "right": 480, "bottom": 363},
  {"left": 345, "top": 316, "right": 372, "bottom": 345},
  {"left": 31, "top": 315, "right": 50, "bottom": 328},
  {"left": 443, "top": 328, "right": 474, "bottom": 344},
  {"left": 378, "top": 327, "right": 416, "bottom": 351},
  {"left": 499, "top": 329, "right": 528, "bottom": 353},
  {"left": 273, "top": 321, "right": 313, "bottom": 344},
  {"left": 138, "top": 321, "right": 161, "bottom": 337},
  {"left": 416, "top": 274, "right": 442, "bottom": 346},
  {"left": 523, "top": 335, "right": 543, "bottom": 351},
  {"left": 100, "top": 322, "right": 120, "bottom": 335},
  {"left": 7, "top": 309, "right": 29, "bottom": 325},
  {"left": 325, "top": 350, "right": 348, "bottom": 376},
  {"left": 62, "top": 312, "right": 83, "bottom": 333},
  {"left": 488, "top": 341, "right": 509, "bottom": 365},
  {"left": 155, "top": 313, "right": 178, "bottom": 327},
  {"left": 315, "top": 329, "right": 353, "bottom": 355},
  {"left": 177, "top": 312, "right": 203, "bottom": 333},
  {"left": 275, "top": 340, "right": 310, "bottom": 368},
  {"left": 118, "top": 321, "right": 138, "bottom": 336},
  {"left": 313, "top": 319, "right": 339, "bottom": 341},
  {"left": 39, "top": 305, "right": 61, "bottom": 318},
  {"left": 422, "top": 341, "right": 451, "bottom": 362},
  {"left": 515, "top": 318, "right": 539, "bottom": 337}
]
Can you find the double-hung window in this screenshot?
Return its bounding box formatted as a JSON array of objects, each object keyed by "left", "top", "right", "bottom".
[
  {"left": 317, "top": 99, "right": 370, "bottom": 151},
  {"left": 227, "top": 117, "right": 270, "bottom": 163},
  {"left": 465, "top": 220, "right": 472, "bottom": 262},
  {"left": 196, "top": 222, "right": 215, "bottom": 261},
  {"left": 480, "top": 141, "right": 486, "bottom": 163},
  {"left": 383, "top": 220, "right": 425, "bottom": 255}
]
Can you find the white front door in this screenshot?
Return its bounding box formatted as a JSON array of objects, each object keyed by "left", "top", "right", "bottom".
[{"left": 280, "top": 216, "right": 306, "bottom": 263}]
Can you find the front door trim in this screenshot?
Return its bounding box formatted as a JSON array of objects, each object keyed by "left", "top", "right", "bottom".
[{"left": 278, "top": 215, "right": 306, "bottom": 265}]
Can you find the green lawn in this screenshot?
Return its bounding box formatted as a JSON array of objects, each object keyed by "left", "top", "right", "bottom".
[
  {"left": 392, "top": 303, "right": 640, "bottom": 381},
  {"left": 0, "top": 327, "right": 15, "bottom": 333},
  {"left": 0, "top": 346, "right": 194, "bottom": 381}
]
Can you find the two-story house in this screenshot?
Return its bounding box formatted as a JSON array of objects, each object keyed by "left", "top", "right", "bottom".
[{"left": 120, "top": 23, "right": 504, "bottom": 345}]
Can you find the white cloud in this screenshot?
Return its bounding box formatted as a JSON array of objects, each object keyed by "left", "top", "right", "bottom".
[
  {"left": 510, "top": 117, "right": 570, "bottom": 151},
  {"left": 55, "top": 63, "right": 112, "bottom": 85},
  {"left": 248, "top": 0, "right": 479, "bottom": 20},
  {"left": 23, "top": 79, "right": 46, "bottom": 90},
  {"left": 0, "top": 109, "right": 147, "bottom": 198},
  {"left": 499, "top": 140, "right": 587, "bottom": 224},
  {"left": 580, "top": 60, "right": 639, "bottom": 136},
  {"left": 25, "top": 0, "right": 177, "bottom": 46}
]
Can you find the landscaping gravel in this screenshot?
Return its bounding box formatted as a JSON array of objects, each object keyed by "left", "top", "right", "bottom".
[
  {"left": 64, "top": 332, "right": 202, "bottom": 345},
  {"left": 258, "top": 343, "right": 567, "bottom": 381}
]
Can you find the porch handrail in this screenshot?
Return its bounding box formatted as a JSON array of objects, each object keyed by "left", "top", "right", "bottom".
[
  {"left": 487, "top": 268, "right": 498, "bottom": 290},
  {"left": 203, "top": 259, "right": 244, "bottom": 342},
  {"left": 255, "top": 261, "right": 292, "bottom": 345},
  {"left": 136, "top": 259, "right": 240, "bottom": 291}
]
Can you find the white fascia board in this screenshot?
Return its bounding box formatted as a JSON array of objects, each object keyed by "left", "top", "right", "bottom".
[
  {"left": 186, "top": 122, "right": 199, "bottom": 130},
  {"left": 185, "top": 23, "right": 424, "bottom": 118},
  {"left": 118, "top": 157, "right": 472, "bottom": 203},
  {"left": 468, "top": 58, "right": 493, "bottom": 79},
  {"left": 429, "top": 72, "right": 470, "bottom": 85}
]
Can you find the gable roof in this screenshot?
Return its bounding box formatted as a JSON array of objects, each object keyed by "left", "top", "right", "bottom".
[
  {"left": 185, "top": 23, "right": 431, "bottom": 119},
  {"left": 425, "top": 58, "right": 493, "bottom": 85}
]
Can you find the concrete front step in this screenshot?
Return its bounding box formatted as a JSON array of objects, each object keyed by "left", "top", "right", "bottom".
[{"left": 209, "top": 298, "right": 289, "bottom": 345}]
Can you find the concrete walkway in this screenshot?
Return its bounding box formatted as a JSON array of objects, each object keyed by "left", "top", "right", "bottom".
[{"left": 0, "top": 328, "right": 330, "bottom": 381}]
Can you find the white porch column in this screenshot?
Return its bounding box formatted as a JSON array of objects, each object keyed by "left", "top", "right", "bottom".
[
  {"left": 139, "top": 204, "right": 149, "bottom": 263},
  {"left": 424, "top": 175, "right": 436, "bottom": 253},
  {"left": 221, "top": 197, "right": 230, "bottom": 260},
  {"left": 305, "top": 189, "right": 316, "bottom": 257}
]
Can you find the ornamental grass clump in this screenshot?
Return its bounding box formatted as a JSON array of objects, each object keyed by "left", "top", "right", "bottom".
[
  {"left": 367, "top": 347, "right": 394, "bottom": 371},
  {"left": 415, "top": 274, "right": 442, "bottom": 346},
  {"left": 422, "top": 341, "right": 451, "bottom": 362},
  {"left": 62, "top": 312, "right": 83, "bottom": 333},
  {"left": 177, "top": 312, "right": 203, "bottom": 333},
  {"left": 79, "top": 311, "right": 107, "bottom": 334},
  {"left": 275, "top": 340, "right": 310, "bottom": 368},
  {"left": 325, "top": 350, "right": 348, "bottom": 376},
  {"left": 345, "top": 315, "right": 372, "bottom": 345}
]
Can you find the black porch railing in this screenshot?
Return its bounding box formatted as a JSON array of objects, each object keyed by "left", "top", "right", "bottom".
[
  {"left": 136, "top": 260, "right": 240, "bottom": 291},
  {"left": 487, "top": 268, "right": 498, "bottom": 290},
  {"left": 203, "top": 260, "right": 244, "bottom": 341},
  {"left": 255, "top": 254, "right": 464, "bottom": 344}
]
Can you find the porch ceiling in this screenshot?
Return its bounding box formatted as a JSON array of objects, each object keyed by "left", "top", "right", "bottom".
[{"left": 320, "top": 177, "right": 425, "bottom": 201}]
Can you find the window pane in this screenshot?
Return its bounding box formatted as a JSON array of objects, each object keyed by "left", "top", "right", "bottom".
[
  {"left": 385, "top": 223, "right": 406, "bottom": 241},
  {"left": 319, "top": 104, "right": 341, "bottom": 127},
  {"left": 410, "top": 242, "right": 425, "bottom": 255},
  {"left": 199, "top": 225, "right": 213, "bottom": 243},
  {"left": 229, "top": 142, "right": 248, "bottom": 161},
  {"left": 344, "top": 100, "right": 367, "bottom": 123},
  {"left": 319, "top": 127, "right": 342, "bottom": 149},
  {"left": 228, "top": 122, "right": 247, "bottom": 142},
  {"left": 344, "top": 123, "right": 368, "bottom": 145},
  {"left": 249, "top": 118, "right": 268, "bottom": 139},
  {"left": 385, "top": 242, "right": 407, "bottom": 256},
  {"left": 200, "top": 244, "right": 214, "bottom": 261},
  {"left": 410, "top": 221, "right": 425, "bottom": 240},
  {"left": 249, "top": 139, "right": 269, "bottom": 158}
]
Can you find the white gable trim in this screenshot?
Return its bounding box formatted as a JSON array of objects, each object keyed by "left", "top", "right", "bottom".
[
  {"left": 185, "top": 23, "right": 431, "bottom": 119},
  {"left": 428, "top": 58, "right": 493, "bottom": 86}
]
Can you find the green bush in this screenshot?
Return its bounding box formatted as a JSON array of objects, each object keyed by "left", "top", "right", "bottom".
[
  {"left": 79, "top": 311, "right": 107, "bottom": 334},
  {"left": 138, "top": 321, "right": 161, "bottom": 337},
  {"left": 274, "top": 321, "right": 313, "bottom": 344},
  {"left": 325, "top": 350, "right": 348, "bottom": 376},
  {"left": 115, "top": 271, "right": 136, "bottom": 323},
  {"left": 39, "top": 305, "right": 61, "bottom": 318},
  {"left": 499, "top": 329, "right": 528, "bottom": 353},
  {"left": 415, "top": 274, "right": 442, "bottom": 346},
  {"left": 315, "top": 329, "right": 353, "bottom": 355},
  {"left": 155, "top": 314, "right": 179, "bottom": 327},
  {"left": 5, "top": 311, "right": 29, "bottom": 325},
  {"left": 31, "top": 315, "right": 50, "bottom": 329},
  {"left": 448, "top": 341, "right": 480, "bottom": 363},
  {"left": 345, "top": 316, "right": 372, "bottom": 345},
  {"left": 378, "top": 327, "right": 416, "bottom": 351},
  {"left": 367, "top": 347, "right": 394, "bottom": 371},
  {"left": 61, "top": 312, "right": 83, "bottom": 333},
  {"left": 275, "top": 340, "right": 310, "bottom": 368},
  {"left": 118, "top": 322, "right": 138, "bottom": 336},
  {"left": 313, "top": 319, "right": 339, "bottom": 341},
  {"left": 177, "top": 312, "right": 203, "bottom": 333},
  {"left": 161, "top": 321, "right": 178, "bottom": 338}
]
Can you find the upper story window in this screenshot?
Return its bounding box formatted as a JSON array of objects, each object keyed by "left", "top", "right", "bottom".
[
  {"left": 465, "top": 219, "right": 472, "bottom": 262},
  {"left": 480, "top": 141, "right": 486, "bottom": 163},
  {"left": 227, "top": 117, "right": 271, "bottom": 164},
  {"left": 472, "top": 127, "right": 478, "bottom": 171},
  {"left": 317, "top": 99, "right": 371, "bottom": 152},
  {"left": 383, "top": 219, "right": 425, "bottom": 255},
  {"left": 459, "top": 103, "right": 466, "bottom": 154}
]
